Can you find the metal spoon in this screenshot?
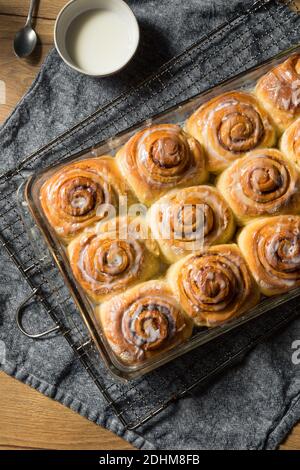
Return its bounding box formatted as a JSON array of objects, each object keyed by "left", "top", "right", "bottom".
[{"left": 13, "top": 0, "right": 38, "bottom": 58}]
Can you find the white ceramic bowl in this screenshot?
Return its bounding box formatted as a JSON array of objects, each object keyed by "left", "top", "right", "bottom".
[{"left": 54, "top": 0, "right": 140, "bottom": 77}]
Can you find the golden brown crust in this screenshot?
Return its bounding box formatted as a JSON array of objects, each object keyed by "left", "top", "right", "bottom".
[
  {"left": 280, "top": 118, "right": 300, "bottom": 171},
  {"left": 238, "top": 215, "right": 300, "bottom": 296},
  {"left": 147, "top": 185, "right": 236, "bottom": 263},
  {"left": 40, "top": 157, "right": 132, "bottom": 242},
  {"left": 217, "top": 148, "right": 300, "bottom": 225},
  {"left": 67, "top": 217, "right": 161, "bottom": 303},
  {"left": 167, "top": 244, "right": 260, "bottom": 327},
  {"left": 97, "top": 280, "right": 193, "bottom": 364},
  {"left": 186, "top": 91, "right": 276, "bottom": 173},
  {"left": 255, "top": 55, "right": 300, "bottom": 132},
  {"left": 116, "top": 124, "right": 208, "bottom": 205}
]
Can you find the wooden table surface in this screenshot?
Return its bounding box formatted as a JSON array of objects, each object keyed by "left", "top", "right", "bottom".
[{"left": 0, "top": 0, "right": 299, "bottom": 451}]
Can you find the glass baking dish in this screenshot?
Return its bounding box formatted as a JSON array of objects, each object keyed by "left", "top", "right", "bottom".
[{"left": 20, "top": 44, "right": 300, "bottom": 380}]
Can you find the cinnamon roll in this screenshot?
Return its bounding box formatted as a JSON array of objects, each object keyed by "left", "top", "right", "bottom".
[
  {"left": 167, "top": 244, "right": 260, "bottom": 327},
  {"left": 40, "top": 157, "right": 132, "bottom": 242},
  {"left": 280, "top": 118, "right": 300, "bottom": 171},
  {"left": 217, "top": 149, "right": 300, "bottom": 225},
  {"left": 186, "top": 91, "right": 276, "bottom": 173},
  {"left": 256, "top": 54, "right": 300, "bottom": 133},
  {"left": 116, "top": 124, "right": 208, "bottom": 206},
  {"left": 97, "top": 280, "right": 193, "bottom": 365},
  {"left": 238, "top": 215, "right": 300, "bottom": 296},
  {"left": 68, "top": 217, "right": 160, "bottom": 303},
  {"left": 147, "top": 185, "right": 235, "bottom": 263}
]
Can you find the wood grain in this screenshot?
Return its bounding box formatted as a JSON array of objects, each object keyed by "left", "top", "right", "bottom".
[
  {"left": 0, "top": 372, "right": 133, "bottom": 450},
  {"left": 0, "top": 0, "right": 299, "bottom": 451},
  {"left": 0, "top": 0, "right": 63, "bottom": 20},
  {"left": 0, "top": 15, "right": 53, "bottom": 122}
]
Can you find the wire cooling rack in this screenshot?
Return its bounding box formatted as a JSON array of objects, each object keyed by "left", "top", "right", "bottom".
[{"left": 1, "top": 0, "right": 300, "bottom": 430}]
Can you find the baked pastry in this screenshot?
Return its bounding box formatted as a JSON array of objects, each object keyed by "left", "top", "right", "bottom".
[
  {"left": 238, "top": 215, "right": 300, "bottom": 296},
  {"left": 97, "top": 280, "right": 193, "bottom": 364},
  {"left": 116, "top": 124, "right": 208, "bottom": 206},
  {"left": 255, "top": 54, "right": 300, "bottom": 133},
  {"left": 186, "top": 91, "right": 276, "bottom": 173},
  {"left": 216, "top": 148, "right": 300, "bottom": 225},
  {"left": 167, "top": 244, "right": 260, "bottom": 327},
  {"left": 68, "top": 217, "right": 161, "bottom": 303},
  {"left": 147, "top": 185, "right": 235, "bottom": 263},
  {"left": 40, "top": 157, "right": 132, "bottom": 242},
  {"left": 280, "top": 118, "right": 300, "bottom": 171}
]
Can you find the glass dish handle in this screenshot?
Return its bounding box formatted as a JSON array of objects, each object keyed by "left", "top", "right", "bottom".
[{"left": 16, "top": 288, "right": 61, "bottom": 339}]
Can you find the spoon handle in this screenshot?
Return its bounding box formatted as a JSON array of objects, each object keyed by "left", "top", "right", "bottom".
[{"left": 26, "top": 0, "right": 38, "bottom": 26}]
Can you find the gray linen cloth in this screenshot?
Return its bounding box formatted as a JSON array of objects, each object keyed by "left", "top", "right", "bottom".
[{"left": 1, "top": 0, "right": 300, "bottom": 449}]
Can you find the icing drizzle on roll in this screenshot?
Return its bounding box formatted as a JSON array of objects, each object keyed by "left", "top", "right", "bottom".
[
  {"left": 217, "top": 149, "right": 300, "bottom": 223},
  {"left": 117, "top": 124, "right": 207, "bottom": 205},
  {"left": 147, "top": 185, "right": 235, "bottom": 262},
  {"left": 40, "top": 157, "right": 128, "bottom": 241},
  {"left": 215, "top": 100, "right": 264, "bottom": 153},
  {"left": 99, "top": 281, "right": 192, "bottom": 364},
  {"left": 186, "top": 91, "right": 276, "bottom": 173},
  {"left": 77, "top": 234, "right": 144, "bottom": 292},
  {"left": 173, "top": 244, "right": 257, "bottom": 326},
  {"left": 122, "top": 297, "right": 178, "bottom": 355},
  {"left": 238, "top": 215, "right": 300, "bottom": 296},
  {"left": 68, "top": 217, "right": 160, "bottom": 302}
]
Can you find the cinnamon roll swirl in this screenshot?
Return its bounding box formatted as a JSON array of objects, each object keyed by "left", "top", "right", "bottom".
[
  {"left": 256, "top": 55, "right": 300, "bottom": 132},
  {"left": 68, "top": 217, "right": 160, "bottom": 302},
  {"left": 217, "top": 149, "right": 300, "bottom": 225},
  {"left": 116, "top": 124, "right": 208, "bottom": 206},
  {"left": 238, "top": 215, "right": 300, "bottom": 296},
  {"left": 167, "top": 244, "right": 260, "bottom": 327},
  {"left": 97, "top": 280, "right": 193, "bottom": 364},
  {"left": 147, "top": 185, "right": 235, "bottom": 263},
  {"left": 40, "top": 157, "right": 132, "bottom": 242},
  {"left": 280, "top": 118, "right": 300, "bottom": 171},
  {"left": 186, "top": 91, "right": 276, "bottom": 173}
]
